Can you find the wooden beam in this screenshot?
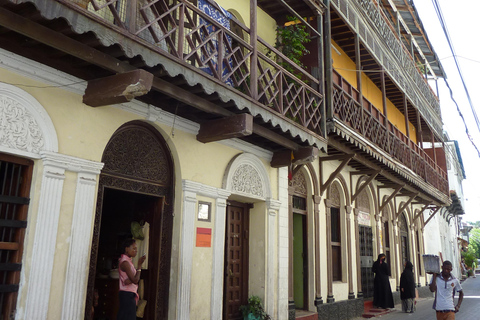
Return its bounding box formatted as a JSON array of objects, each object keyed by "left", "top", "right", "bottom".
[
  {"left": 394, "top": 192, "right": 419, "bottom": 220},
  {"left": 412, "top": 201, "right": 433, "bottom": 223},
  {"left": 83, "top": 69, "right": 153, "bottom": 107},
  {"left": 320, "top": 154, "right": 354, "bottom": 195},
  {"left": 196, "top": 114, "right": 253, "bottom": 143},
  {"left": 271, "top": 150, "right": 293, "bottom": 168},
  {"left": 271, "top": 146, "right": 320, "bottom": 168},
  {"left": 378, "top": 184, "right": 403, "bottom": 213},
  {"left": 423, "top": 206, "right": 441, "bottom": 227},
  {"left": 351, "top": 170, "right": 380, "bottom": 204},
  {"left": 293, "top": 147, "right": 319, "bottom": 165}
]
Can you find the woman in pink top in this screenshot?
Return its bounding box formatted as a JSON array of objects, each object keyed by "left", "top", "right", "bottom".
[{"left": 117, "top": 238, "right": 146, "bottom": 320}]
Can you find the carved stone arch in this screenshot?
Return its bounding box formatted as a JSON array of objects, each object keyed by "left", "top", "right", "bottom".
[
  {"left": 223, "top": 153, "right": 271, "bottom": 200},
  {"left": 0, "top": 82, "right": 58, "bottom": 158},
  {"left": 328, "top": 182, "right": 341, "bottom": 207},
  {"left": 327, "top": 174, "right": 349, "bottom": 207},
  {"left": 291, "top": 168, "right": 308, "bottom": 196},
  {"left": 397, "top": 202, "right": 412, "bottom": 227},
  {"left": 294, "top": 162, "right": 320, "bottom": 197},
  {"left": 87, "top": 120, "right": 174, "bottom": 320},
  {"left": 354, "top": 175, "right": 377, "bottom": 213},
  {"left": 397, "top": 211, "right": 409, "bottom": 232},
  {"left": 356, "top": 189, "right": 370, "bottom": 212},
  {"left": 381, "top": 196, "right": 394, "bottom": 223}
]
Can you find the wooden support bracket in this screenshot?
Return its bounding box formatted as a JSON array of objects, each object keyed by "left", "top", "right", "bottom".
[
  {"left": 197, "top": 114, "right": 253, "bottom": 143},
  {"left": 83, "top": 69, "right": 154, "bottom": 107},
  {"left": 412, "top": 201, "right": 433, "bottom": 223},
  {"left": 378, "top": 184, "right": 403, "bottom": 213},
  {"left": 423, "top": 206, "right": 441, "bottom": 227},
  {"left": 320, "top": 154, "right": 355, "bottom": 196},
  {"left": 395, "top": 192, "right": 419, "bottom": 220},
  {"left": 350, "top": 170, "right": 380, "bottom": 204}
]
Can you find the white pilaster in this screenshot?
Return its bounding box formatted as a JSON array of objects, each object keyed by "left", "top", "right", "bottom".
[
  {"left": 277, "top": 167, "right": 289, "bottom": 320},
  {"left": 178, "top": 180, "right": 231, "bottom": 320},
  {"left": 177, "top": 184, "right": 197, "bottom": 320},
  {"left": 266, "top": 198, "right": 280, "bottom": 317},
  {"left": 24, "top": 152, "right": 67, "bottom": 320},
  {"left": 61, "top": 159, "right": 104, "bottom": 320},
  {"left": 210, "top": 196, "right": 228, "bottom": 320}
]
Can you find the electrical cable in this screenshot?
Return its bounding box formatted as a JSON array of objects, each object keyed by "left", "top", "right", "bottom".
[{"left": 430, "top": 0, "right": 480, "bottom": 156}]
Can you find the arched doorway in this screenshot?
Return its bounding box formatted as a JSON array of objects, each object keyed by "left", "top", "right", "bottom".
[
  {"left": 398, "top": 213, "right": 410, "bottom": 267},
  {"left": 290, "top": 170, "right": 309, "bottom": 310},
  {"left": 86, "top": 121, "right": 174, "bottom": 320}
]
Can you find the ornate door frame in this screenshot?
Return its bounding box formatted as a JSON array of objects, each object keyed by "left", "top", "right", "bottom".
[{"left": 85, "top": 121, "right": 174, "bottom": 320}]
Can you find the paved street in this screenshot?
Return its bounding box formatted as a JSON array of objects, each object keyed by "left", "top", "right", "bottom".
[{"left": 359, "top": 276, "right": 480, "bottom": 319}]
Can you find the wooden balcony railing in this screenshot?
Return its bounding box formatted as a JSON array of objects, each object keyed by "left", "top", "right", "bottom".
[
  {"left": 330, "top": 0, "right": 443, "bottom": 140},
  {"left": 332, "top": 69, "right": 448, "bottom": 194},
  {"left": 69, "top": 0, "right": 324, "bottom": 137}
]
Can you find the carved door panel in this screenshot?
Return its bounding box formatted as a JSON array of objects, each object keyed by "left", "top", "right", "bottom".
[{"left": 224, "top": 202, "right": 249, "bottom": 320}]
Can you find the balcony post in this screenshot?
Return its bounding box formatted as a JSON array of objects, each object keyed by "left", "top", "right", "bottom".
[
  {"left": 355, "top": 34, "right": 364, "bottom": 134},
  {"left": 403, "top": 94, "right": 412, "bottom": 168},
  {"left": 324, "top": 0, "right": 332, "bottom": 120},
  {"left": 125, "top": 0, "right": 138, "bottom": 33},
  {"left": 250, "top": 0, "right": 258, "bottom": 100},
  {"left": 318, "top": 13, "right": 327, "bottom": 138}
]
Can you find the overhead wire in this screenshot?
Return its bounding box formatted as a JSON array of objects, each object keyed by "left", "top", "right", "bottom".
[{"left": 430, "top": 0, "right": 480, "bottom": 157}]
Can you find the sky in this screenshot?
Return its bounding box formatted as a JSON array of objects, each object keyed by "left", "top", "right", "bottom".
[{"left": 412, "top": 0, "right": 480, "bottom": 223}]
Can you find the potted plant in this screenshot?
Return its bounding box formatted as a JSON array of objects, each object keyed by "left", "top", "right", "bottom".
[{"left": 239, "top": 296, "right": 271, "bottom": 320}]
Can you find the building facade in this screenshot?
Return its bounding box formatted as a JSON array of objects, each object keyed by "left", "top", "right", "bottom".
[{"left": 0, "top": 0, "right": 451, "bottom": 319}]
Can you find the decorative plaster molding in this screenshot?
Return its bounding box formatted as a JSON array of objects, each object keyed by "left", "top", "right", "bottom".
[
  {"left": 24, "top": 153, "right": 66, "bottom": 320},
  {"left": 223, "top": 153, "right": 271, "bottom": 200},
  {"left": 41, "top": 151, "right": 104, "bottom": 174},
  {"left": 0, "top": 82, "right": 58, "bottom": 158}
]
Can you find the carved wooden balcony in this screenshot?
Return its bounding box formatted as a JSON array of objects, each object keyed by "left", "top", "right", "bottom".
[
  {"left": 52, "top": 0, "right": 325, "bottom": 139},
  {"left": 332, "top": 69, "right": 448, "bottom": 195},
  {"left": 330, "top": 0, "right": 443, "bottom": 139}
]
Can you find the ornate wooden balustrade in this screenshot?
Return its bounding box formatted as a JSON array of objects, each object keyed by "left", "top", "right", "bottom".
[
  {"left": 69, "top": 0, "right": 324, "bottom": 136},
  {"left": 330, "top": 0, "right": 443, "bottom": 139},
  {"left": 332, "top": 69, "right": 448, "bottom": 194}
]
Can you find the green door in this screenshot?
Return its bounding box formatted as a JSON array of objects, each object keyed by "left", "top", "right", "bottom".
[{"left": 293, "top": 213, "right": 307, "bottom": 309}]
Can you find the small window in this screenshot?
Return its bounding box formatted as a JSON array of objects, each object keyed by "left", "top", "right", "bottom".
[
  {"left": 0, "top": 154, "right": 33, "bottom": 319},
  {"left": 331, "top": 207, "right": 342, "bottom": 281}
]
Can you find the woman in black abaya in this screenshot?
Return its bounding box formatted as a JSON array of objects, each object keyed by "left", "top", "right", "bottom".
[
  {"left": 400, "top": 261, "right": 416, "bottom": 313},
  {"left": 372, "top": 253, "right": 394, "bottom": 309}
]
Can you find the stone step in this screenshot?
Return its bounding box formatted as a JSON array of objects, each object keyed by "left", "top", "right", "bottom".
[{"left": 362, "top": 308, "right": 393, "bottom": 318}]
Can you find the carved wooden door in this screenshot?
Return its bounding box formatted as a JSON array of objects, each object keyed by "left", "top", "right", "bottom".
[{"left": 224, "top": 202, "right": 249, "bottom": 320}]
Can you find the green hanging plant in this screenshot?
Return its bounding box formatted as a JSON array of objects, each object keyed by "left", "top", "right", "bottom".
[{"left": 274, "top": 16, "right": 311, "bottom": 78}]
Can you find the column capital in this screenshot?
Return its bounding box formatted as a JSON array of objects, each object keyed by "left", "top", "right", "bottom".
[
  {"left": 40, "top": 151, "right": 104, "bottom": 174},
  {"left": 324, "top": 199, "right": 333, "bottom": 208},
  {"left": 266, "top": 198, "right": 281, "bottom": 212}
]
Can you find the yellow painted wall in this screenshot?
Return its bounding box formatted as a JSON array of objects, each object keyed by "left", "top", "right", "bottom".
[
  {"left": 1, "top": 62, "right": 280, "bottom": 319},
  {"left": 331, "top": 41, "right": 417, "bottom": 143},
  {"left": 217, "top": 0, "right": 277, "bottom": 49}
]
